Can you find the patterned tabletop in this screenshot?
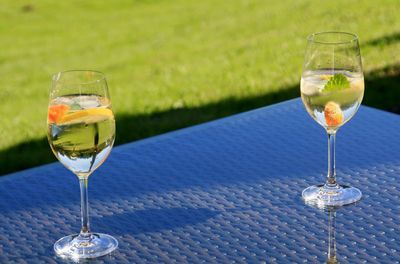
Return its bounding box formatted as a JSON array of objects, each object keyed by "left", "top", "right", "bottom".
[{"left": 0, "top": 98, "right": 399, "bottom": 263}]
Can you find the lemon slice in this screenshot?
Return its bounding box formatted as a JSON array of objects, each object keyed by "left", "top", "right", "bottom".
[
  {"left": 59, "top": 108, "right": 113, "bottom": 125},
  {"left": 320, "top": 74, "right": 332, "bottom": 80}
]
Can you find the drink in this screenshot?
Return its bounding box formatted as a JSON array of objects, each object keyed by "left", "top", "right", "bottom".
[
  {"left": 47, "top": 95, "right": 115, "bottom": 178},
  {"left": 301, "top": 70, "right": 364, "bottom": 132}
]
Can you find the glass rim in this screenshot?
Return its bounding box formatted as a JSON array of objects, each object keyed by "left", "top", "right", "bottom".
[
  {"left": 52, "top": 70, "right": 106, "bottom": 85},
  {"left": 307, "top": 31, "right": 359, "bottom": 45}
]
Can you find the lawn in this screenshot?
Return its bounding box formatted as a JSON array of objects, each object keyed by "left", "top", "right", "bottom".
[{"left": 1, "top": 0, "right": 400, "bottom": 175}]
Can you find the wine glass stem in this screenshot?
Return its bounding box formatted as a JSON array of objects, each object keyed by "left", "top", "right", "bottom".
[
  {"left": 326, "top": 132, "right": 337, "bottom": 188},
  {"left": 79, "top": 178, "right": 91, "bottom": 237}
]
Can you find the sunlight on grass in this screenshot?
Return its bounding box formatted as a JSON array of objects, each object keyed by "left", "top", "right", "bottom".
[{"left": 0, "top": 0, "right": 400, "bottom": 173}]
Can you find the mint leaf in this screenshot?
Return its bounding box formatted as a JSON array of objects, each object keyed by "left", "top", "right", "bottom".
[{"left": 323, "top": 74, "right": 350, "bottom": 92}]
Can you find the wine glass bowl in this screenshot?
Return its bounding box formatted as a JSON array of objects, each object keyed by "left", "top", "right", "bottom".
[
  {"left": 300, "top": 32, "right": 364, "bottom": 207},
  {"left": 47, "top": 70, "right": 118, "bottom": 259}
]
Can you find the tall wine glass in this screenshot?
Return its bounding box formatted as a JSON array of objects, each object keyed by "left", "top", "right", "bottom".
[
  {"left": 300, "top": 32, "right": 364, "bottom": 207},
  {"left": 47, "top": 70, "right": 118, "bottom": 259}
]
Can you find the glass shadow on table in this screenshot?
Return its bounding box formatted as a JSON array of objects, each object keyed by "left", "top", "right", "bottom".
[
  {"left": 91, "top": 207, "right": 219, "bottom": 236},
  {"left": 53, "top": 207, "right": 219, "bottom": 263}
]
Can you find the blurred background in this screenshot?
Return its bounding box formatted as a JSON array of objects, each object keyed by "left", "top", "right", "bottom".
[{"left": 1, "top": 0, "right": 400, "bottom": 175}]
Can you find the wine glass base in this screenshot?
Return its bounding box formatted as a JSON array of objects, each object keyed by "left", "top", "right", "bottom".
[
  {"left": 302, "top": 184, "right": 362, "bottom": 208},
  {"left": 54, "top": 233, "right": 118, "bottom": 260}
]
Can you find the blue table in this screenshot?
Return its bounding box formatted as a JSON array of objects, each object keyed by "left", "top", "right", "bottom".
[{"left": 1, "top": 99, "right": 399, "bottom": 263}]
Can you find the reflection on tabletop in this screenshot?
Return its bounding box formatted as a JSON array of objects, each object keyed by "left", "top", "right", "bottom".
[{"left": 305, "top": 201, "right": 359, "bottom": 264}]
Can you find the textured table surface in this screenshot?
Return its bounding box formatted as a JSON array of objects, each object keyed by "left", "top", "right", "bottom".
[{"left": 1, "top": 98, "right": 400, "bottom": 263}]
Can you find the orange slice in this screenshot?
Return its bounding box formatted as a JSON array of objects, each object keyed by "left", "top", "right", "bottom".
[
  {"left": 48, "top": 104, "right": 70, "bottom": 124},
  {"left": 324, "top": 101, "right": 343, "bottom": 127},
  {"left": 58, "top": 108, "right": 113, "bottom": 124}
]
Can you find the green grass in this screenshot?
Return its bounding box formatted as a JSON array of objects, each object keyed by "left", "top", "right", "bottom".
[{"left": 1, "top": 0, "right": 400, "bottom": 175}]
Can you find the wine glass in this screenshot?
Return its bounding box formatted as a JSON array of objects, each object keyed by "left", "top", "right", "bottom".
[
  {"left": 47, "top": 70, "right": 118, "bottom": 259},
  {"left": 300, "top": 32, "right": 364, "bottom": 207}
]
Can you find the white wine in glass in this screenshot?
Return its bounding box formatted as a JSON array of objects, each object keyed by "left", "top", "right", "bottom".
[
  {"left": 300, "top": 32, "right": 364, "bottom": 207},
  {"left": 47, "top": 70, "right": 118, "bottom": 259}
]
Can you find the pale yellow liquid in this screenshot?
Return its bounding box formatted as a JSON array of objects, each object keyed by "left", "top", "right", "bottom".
[
  {"left": 301, "top": 71, "right": 364, "bottom": 132},
  {"left": 47, "top": 95, "right": 115, "bottom": 178}
]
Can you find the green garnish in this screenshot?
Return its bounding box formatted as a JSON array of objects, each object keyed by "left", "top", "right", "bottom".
[{"left": 323, "top": 73, "right": 350, "bottom": 92}]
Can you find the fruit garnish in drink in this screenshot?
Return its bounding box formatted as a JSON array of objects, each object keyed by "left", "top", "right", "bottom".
[
  {"left": 323, "top": 73, "right": 350, "bottom": 92},
  {"left": 320, "top": 74, "right": 332, "bottom": 81},
  {"left": 301, "top": 70, "right": 363, "bottom": 130},
  {"left": 48, "top": 104, "right": 70, "bottom": 124},
  {"left": 59, "top": 108, "right": 113, "bottom": 125},
  {"left": 324, "top": 101, "right": 343, "bottom": 126},
  {"left": 47, "top": 95, "right": 115, "bottom": 177}
]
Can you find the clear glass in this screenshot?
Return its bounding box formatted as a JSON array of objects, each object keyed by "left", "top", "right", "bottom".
[
  {"left": 47, "top": 70, "right": 118, "bottom": 260},
  {"left": 300, "top": 32, "right": 364, "bottom": 207}
]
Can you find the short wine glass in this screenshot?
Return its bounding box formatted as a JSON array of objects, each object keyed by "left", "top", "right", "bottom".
[
  {"left": 300, "top": 32, "right": 364, "bottom": 207},
  {"left": 47, "top": 70, "right": 118, "bottom": 260}
]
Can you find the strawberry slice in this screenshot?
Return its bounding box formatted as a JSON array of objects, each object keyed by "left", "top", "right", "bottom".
[
  {"left": 48, "top": 104, "right": 70, "bottom": 124},
  {"left": 324, "top": 101, "right": 343, "bottom": 127}
]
